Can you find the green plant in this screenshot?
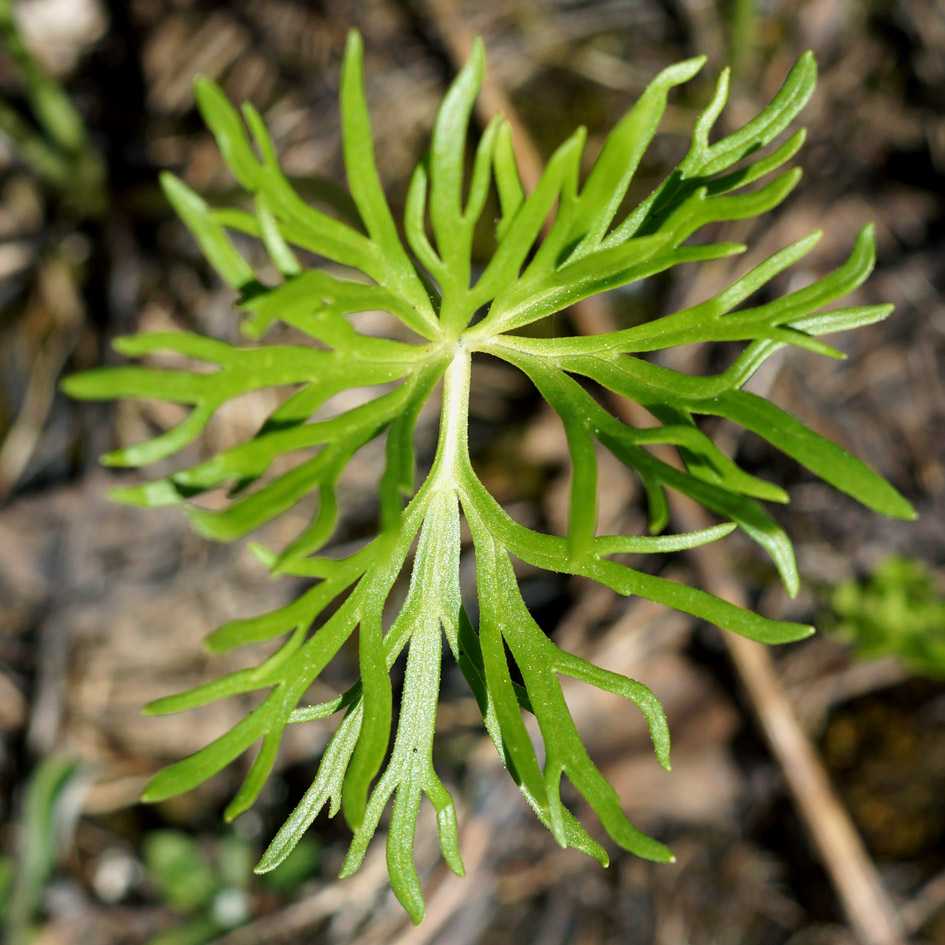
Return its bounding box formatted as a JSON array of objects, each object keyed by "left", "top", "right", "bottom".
[
  {"left": 141, "top": 828, "right": 318, "bottom": 945},
  {"left": 63, "top": 32, "right": 914, "bottom": 922},
  {"left": 0, "top": 0, "right": 106, "bottom": 216},
  {"left": 828, "top": 556, "right": 945, "bottom": 678},
  {"left": 2, "top": 756, "right": 84, "bottom": 945},
  {"left": 142, "top": 828, "right": 318, "bottom": 945}
]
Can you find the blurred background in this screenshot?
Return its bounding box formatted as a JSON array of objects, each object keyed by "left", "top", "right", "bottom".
[{"left": 0, "top": 0, "right": 943, "bottom": 943}]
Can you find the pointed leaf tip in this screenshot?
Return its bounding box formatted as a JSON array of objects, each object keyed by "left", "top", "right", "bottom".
[
  {"left": 671, "top": 55, "right": 707, "bottom": 82},
  {"left": 344, "top": 28, "right": 364, "bottom": 61},
  {"left": 886, "top": 493, "right": 918, "bottom": 521},
  {"left": 192, "top": 75, "right": 230, "bottom": 119},
  {"left": 140, "top": 777, "right": 166, "bottom": 804},
  {"left": 469, "top": 35, "right": 485, "bottom": 67}
]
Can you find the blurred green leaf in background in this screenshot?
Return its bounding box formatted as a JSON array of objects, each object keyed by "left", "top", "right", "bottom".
[{"left": 828, "top": 556, "right": 945, "bottom": 679}]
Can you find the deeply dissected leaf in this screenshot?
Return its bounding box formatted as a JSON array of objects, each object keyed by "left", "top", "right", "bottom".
[{"left": 64, "top": 31, "right": 914, "bottom": 923}]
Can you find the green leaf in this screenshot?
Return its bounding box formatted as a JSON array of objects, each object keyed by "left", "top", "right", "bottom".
[
  {"left": 492, "top": 122, "right": 525, "bottom": 240},
  {"left": 143, "top": 830, "right": 217, "bottom": 914},
  {"left": 192, "top": 75, "right": 260, "bottom": 190},
  {"left": 428, "top": 38, "right": 484, "bottom": 293},
  {"left": 694, "top": 390, "right": 916, "bottom": 519},
  {"left": 256, "top": 704, "right": 363, "bottom": 873},
  {"left": 470, "top": 128, "right": 586, "bottom": 313},
  {"left": 63, "top": 33, "right": 913, "bottom": 924},
  {"left": 142, "top": 693, "right": 281, "bottom": 803},
  {"left": 340, "top": 31, "right": 438, "bottom": 329},
  {"left": 466, "top": 511, "right": 550, "bottom": 816},
  {"left": 564, "top": 57, "right": 706, "bottom": 255},
  {"left": 160, "top": 173, "right": 259, "bottom": 292}
]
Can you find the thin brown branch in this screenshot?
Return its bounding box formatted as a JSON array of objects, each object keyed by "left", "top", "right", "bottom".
[{"left": 676, "top": 501, "right": 906, "bottom": 945}]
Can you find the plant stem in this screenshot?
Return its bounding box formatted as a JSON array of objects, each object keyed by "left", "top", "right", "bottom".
[{"left": 431, "top": 346, "right": 471, "bottom": 487}]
